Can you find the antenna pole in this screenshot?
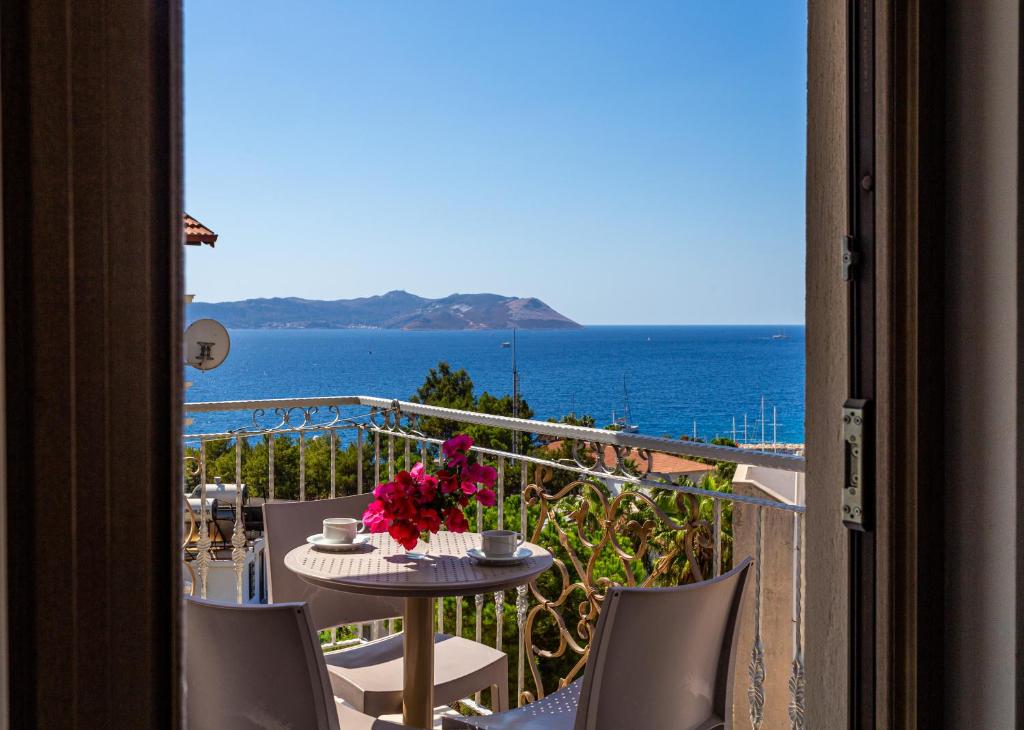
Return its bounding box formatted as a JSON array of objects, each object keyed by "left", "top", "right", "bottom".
[{"left": 512, "top": 329, "right": 519, "bottom": 457}]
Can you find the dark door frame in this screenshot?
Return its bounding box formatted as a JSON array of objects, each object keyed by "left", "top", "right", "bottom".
[
  {"left": 811, "top": 0, "right": 949, "bottom": 726},
  {"left": 849, "top": 0, "right": 948, "bottom": 727},
  {"left": 845, "top": 2, "right": 878, "bottom": 727},
  {"left": 1, "top": 1, "right": 183, "bottom": 726}
]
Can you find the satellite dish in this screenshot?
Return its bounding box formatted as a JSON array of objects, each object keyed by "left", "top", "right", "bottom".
[{"left": 184, "top": 318, "right": 230, "bottom": 371}]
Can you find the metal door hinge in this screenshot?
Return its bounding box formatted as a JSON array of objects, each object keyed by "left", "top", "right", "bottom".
[
  {"left": 841, "top": 236, "right": 858, "bottom": 281},
  {"left": 842, "top": 399, "right": 869, "bottom": 530}
]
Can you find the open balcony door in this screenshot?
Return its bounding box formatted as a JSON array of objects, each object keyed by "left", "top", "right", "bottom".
[{"left": 811, "top": 0, "right": 1023, "bottom": 727}]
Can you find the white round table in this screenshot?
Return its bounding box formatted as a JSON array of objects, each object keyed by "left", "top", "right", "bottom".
[{"left": 285, "top": 531, "right": 553, "bottom": 729}]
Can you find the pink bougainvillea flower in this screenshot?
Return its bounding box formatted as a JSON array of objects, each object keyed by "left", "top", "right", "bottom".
[
  {"left": 394, "top": 470, "right": 416, "bottom": 489},
  {"left": 443, "top": 434, "right": 473, "bottom": 456},
  {"left": 444, "top": 507, "right": 469, "bottom": 533},
  {"left": 362, "top": 500, "right": 389, "bottom": 533},
  {"left": 416, "top": 475, "right": 437, "bottom": 503},
  {"left": 437, "top": 470, "right": 459, "bottom": 494},
  {"left": 409, "top": 462, "right": 438, "bottom": 500},
  {"left": 465, "top": 462, "right": 497, "bottom": 488},
  {"left": 415, "top": 508, "right": 441, "bottom": 534},
  {"left": 396, "top": 496, "right": 420, "bottom": 521},
  {"left": 372, "top": 479, "right": 395, "bottom": 501},
  {"left": 442, "top": 434, "right": 473, "bottom": 467},
  {"left": 388, "top": 520, "right": 421, "bottom": 550},
  {"left": 368, "top": 434, "right": 502, "bottom": 549}
]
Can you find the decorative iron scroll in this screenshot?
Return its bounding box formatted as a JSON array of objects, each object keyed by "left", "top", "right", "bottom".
[
  {"left": 519, "top": 469, "right": 716, "bottom": 704},
  {"left": 788, "top": 655, "right": 805, "bottom": 729},
  {"left": 748, "top": 506, "right": 766, "bottom": 729}
]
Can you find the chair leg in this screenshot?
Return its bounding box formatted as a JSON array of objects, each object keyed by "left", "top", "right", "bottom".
[{"left": 492, "top": 680, "right": 509, "bottom": 713}]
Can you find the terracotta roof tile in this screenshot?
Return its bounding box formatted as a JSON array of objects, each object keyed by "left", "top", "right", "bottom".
[
  {"left": 184, "top": 213, "right": 218, "bottom": 246},
  {"left": 545, "top": 441, "right": 714, "bottom": 478}
]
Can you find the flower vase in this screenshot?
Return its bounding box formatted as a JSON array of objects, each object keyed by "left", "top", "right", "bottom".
[{"left": 404, "top": 531, "right": 431, "bottom": 561}]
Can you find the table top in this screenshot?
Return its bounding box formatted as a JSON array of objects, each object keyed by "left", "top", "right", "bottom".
[{"left": 284, "top": 531, "right": 553, "bottom": 598}]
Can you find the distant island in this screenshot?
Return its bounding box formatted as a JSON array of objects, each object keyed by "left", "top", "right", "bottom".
[{"left": 186, "top": 290, "right": 583, "bottom": 331}]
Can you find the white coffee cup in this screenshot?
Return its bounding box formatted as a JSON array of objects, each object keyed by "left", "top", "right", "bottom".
[
  {"left": 481, "top": 529, "right": 525, "bottom": 557},
  {"left": 323, "top": 517, "right": 364, "bottom": 544}
]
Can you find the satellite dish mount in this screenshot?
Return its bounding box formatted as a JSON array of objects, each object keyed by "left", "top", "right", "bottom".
[{"left": 184, "top": 319, "right": 230, "bottom": 371}]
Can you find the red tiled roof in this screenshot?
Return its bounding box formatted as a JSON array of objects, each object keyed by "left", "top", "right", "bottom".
[
  {"left": 184, "top": 213, "right": 218, "bottom": 246},
  {"left": 545, "top": 441, "right": 714, "bottom": 477}
]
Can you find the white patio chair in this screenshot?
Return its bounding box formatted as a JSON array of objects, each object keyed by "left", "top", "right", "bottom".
[
  {"left": 263, "top": 494, "right": 509, "bottom": 716},
  {"left": 185, "top": 597, "right": 413, "bottom": 729},
  {"left": 441, "top": 557, "right": 752, "bottom": 730}
]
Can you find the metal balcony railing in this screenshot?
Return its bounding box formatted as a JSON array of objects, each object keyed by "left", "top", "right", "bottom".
[{"left": 183, "top": 396, "right": 806, "bottom": 728}]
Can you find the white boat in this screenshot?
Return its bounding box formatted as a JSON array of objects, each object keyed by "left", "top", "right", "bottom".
[{"left": 607, "top": 377, "right": 639, "bottom": 433}]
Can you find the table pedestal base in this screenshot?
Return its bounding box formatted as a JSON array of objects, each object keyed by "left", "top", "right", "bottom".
[{"left": 403, "top": 596, "right": 435, "bottom": 729}]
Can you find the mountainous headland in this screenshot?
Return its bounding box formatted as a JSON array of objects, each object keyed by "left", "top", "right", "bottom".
[{"left": 186, "top": 290, "right": 583, "bottom": 331}]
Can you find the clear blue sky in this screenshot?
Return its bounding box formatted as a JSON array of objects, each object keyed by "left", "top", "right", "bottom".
[{"left": 184, "top": 2, "right": 806, "bottom": 325}]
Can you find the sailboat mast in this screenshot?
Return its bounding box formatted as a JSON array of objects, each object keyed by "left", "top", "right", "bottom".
[
  {"left": 622, "top": 375, "right": 632, "bottom": 425},
  {"left": 772, "top": 405, "right": 778, "bottom": 451},
  {"left": 760, "top": 395, "right": 766, "bottom": 445}
]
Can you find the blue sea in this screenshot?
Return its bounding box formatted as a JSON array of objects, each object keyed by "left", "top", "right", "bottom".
[{"left": 185, "top": 326, "right": 805, "bottom": 443}]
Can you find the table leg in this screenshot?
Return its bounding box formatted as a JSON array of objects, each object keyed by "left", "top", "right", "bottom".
[{"left": 403, "top": 596, "right": 435, "bottom": 729}]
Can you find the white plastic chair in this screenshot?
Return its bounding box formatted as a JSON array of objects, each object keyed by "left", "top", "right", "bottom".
[
  {"left": 185, "top": 597, "right": 413, "bottom": 729},
  {"left": 442, "top": 557, "right": 752, "bottom": 730}
]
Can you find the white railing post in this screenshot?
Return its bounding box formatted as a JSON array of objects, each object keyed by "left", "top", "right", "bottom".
[
  {"left": 374, "top": 428, "right": 381, "bottom": 488},
  {"left": 298, "top": 430, "right": 306, "bottom": 501},
  {"left": 196, "top": 439, "right": 211, "bottom": 599},
  {"left": 232, "top": 437, "right": 246, "bottom": 603},
  {"left": 356, "top": 426, "right": 364, "bottom": 494},
  {"left": 330, "top": 429, "right": 337, "bottom": 499},
  {"left": 516, "top": 459, "right": 529, "bottom": 706},
  {"left": 474, "top": 465, "right": 485, "bottom": 705},
  {"left": 494, "top": 456, "right": 506, "bottom": 651},
  {"left": 385, "top": 432, "right": 396, "bottom": 636},
  {"left": 267, "top": 433, "right": 275, "bottom": 502},
  {"left": 713, "top": 498, "right": 723, "bottom": 577}
]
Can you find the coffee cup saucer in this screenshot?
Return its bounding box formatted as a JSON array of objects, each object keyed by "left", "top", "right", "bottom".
[
  {"left": 466, "top": 547, "right": 531, "bottom": 566},
  {"left": 307, "top": 533, "right": 367, "bottom": 552}
]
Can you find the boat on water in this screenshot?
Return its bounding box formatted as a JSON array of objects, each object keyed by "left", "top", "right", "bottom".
[
  {"left": 501, "top": 341, "right": 511, "bottom": 348},
  {"left": 771, "top": 330, "right": 789, "bottom": 340},
  {"left": 607, "top": 376, "right": 639, "bottom": 433}
]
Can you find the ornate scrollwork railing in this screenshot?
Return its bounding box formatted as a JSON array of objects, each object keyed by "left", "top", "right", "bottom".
[{"left": 518, "top": 474, "right": 717, "bottom": 701}]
